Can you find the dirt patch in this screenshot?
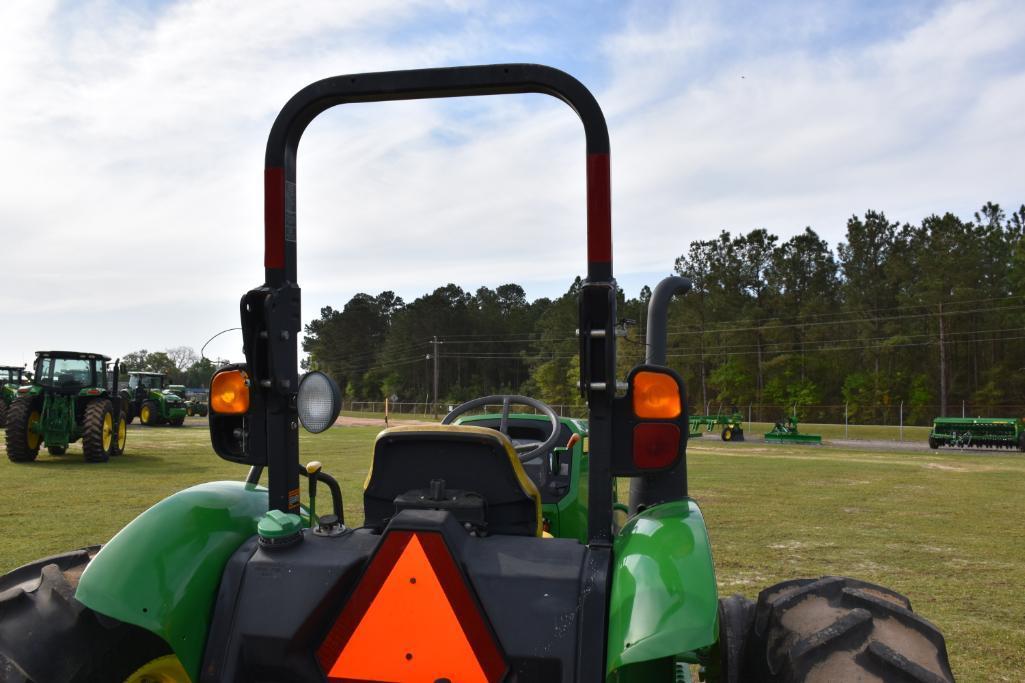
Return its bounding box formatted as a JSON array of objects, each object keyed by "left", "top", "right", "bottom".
[
  {"left": 781, "top": 595, "right": 847, "bottom": 637},
  {"left": 925, "top": 462, "right": 967, "bottom": 472},
  {"left": 873, "top": 616, "right": 946, "bottom": 678}
]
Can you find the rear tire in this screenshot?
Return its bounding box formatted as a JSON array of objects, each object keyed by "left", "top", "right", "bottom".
[
  {"left": 0, "top": 400, "right": 7, "bottom": 428},
  {"left": 0, "top": 547, "right": 186, "bottom": 682},
  {"left": 140, "top": 400, "right": 159, "bottom": 426},
  {"left": 5, "top": 398, "right": 40, "bottom": 463},
  {"left": 746, "top": 576, "right": 954, "bottom": 682},
  {"left": 928, "top": 437, "right": 939, "bottom": 450},
  {"left": 716, "top": 594, "right": 756, "bottom": 682},
  {"left": 81, "top": 399, "right": 112, "bottom": 463}
]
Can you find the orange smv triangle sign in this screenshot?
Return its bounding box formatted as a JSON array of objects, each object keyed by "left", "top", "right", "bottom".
[{"left": 318, "top": 531, "right": 506, "bottom": 683}]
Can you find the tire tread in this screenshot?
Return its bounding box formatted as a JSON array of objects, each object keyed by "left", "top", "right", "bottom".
[
  {"left": 4, "top": 399, "right": 39, "bottom": 463},
  {"left": 748, "top": 575, "right": 954, "bottom": 682},
  {"left": 0, "top": 547, "right": 173, "bottom": 682},
  {"left": 81, "top": 399, "right": 111, "bottom": 462}
]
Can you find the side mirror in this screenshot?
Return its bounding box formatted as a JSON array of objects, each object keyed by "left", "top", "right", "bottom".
[{"left": 209, "top": 364, "right": 266, "bottom": 466}]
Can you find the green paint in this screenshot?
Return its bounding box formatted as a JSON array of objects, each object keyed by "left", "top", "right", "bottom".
[
  {"left": 607, "top": 499, "right": 719, "bottom": 679},
  {"left": 258, "top": 510, "right": 302, "bottom": 539},
  {"left": 547, "top": 434, "right": 590, "bottom": 543},
  {"left": 38, "top": 393, "right": 80, "bottom": 448},
  {"left": 76, "top": 481, "right": 267, "bottom": 682}
]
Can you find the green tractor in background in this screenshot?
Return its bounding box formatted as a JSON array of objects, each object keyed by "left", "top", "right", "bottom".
[
  {"left": 0, "top": 366, "right": 25, "bottom": 427},
  {"left": 188, "top": 391, "right": 209, "bottom": 418},
  {"left": 168, "top": 384, "right": 209, "bottom": 418},
  {"left": 4, "top": 351, "right": 127, "bottom": 462},
  {"left": 0, "top": 65, "right": 954, "bottom": 682},
  {"left": 123, "top": 371, "right": 187, "bottom": 426}
]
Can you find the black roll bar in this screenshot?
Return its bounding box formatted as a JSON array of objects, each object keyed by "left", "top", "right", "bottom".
[{"left": 253, "top": 64, "right": 618, "bottom": 544}]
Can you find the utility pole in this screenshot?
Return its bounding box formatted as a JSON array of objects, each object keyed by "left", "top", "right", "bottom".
[
  {"left": 431, "top": 335, "right": 440, "bottom": 419},
  {"left": 938, "top": 302, "right": 947, "bottom": 416}
]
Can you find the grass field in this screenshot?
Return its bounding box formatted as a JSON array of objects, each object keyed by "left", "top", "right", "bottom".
[{"left": 2, "top": 417, "right": 1023, "bottom": 681}]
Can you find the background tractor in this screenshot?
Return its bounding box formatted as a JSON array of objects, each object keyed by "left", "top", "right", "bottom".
[
  {"left": 4, "top": 351, "right": 127, "bottom": 462},
  {"left": 0, "top": 365, "right": 25, "bottom": 427},
  {"left": 0, "top": 65, "right": 953, "bottom": 682},
  {"left": 188, "top": 391, "right": 209, "bottom": 418},
  {"left": 168, "top": 384, "right": 209, "bottom": 418},
  {"left": 123, "top": 371, "right": 187, "bottom": 426}
]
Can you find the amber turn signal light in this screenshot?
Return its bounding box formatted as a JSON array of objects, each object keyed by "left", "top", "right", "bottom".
[
  {"left": 631, "top": 370, "right": 681, "bottom": 418},
  {"left": 211, "top": 369, "right": 250, "bottom": 415}
]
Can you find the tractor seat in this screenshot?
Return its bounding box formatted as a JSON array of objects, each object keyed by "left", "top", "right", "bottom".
[{"left": 363, "top": 425, "right": 542, "bottom": 537}]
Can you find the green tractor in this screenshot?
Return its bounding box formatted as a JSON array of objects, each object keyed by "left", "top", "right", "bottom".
[
  {"left": 0, "top": 65, "right": 953, "bottom": 682},
  {"left": 124, "top": 371, "right": 187, "bottom": 426},
  {"left": 168, "top": 385, "right": 210, "bottom": 418},
  {"left": 0, "top": 365, "right": 25, "bottom": 427},
  {"left": 4, "top": 351, "right": 127, "bottom": 462}
]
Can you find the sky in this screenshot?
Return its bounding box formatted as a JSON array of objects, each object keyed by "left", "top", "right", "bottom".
[{"left": 1, "top": 0, "right": 1023, "bottom": 368}]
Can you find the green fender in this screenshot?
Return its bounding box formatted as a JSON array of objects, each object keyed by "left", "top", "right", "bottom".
[
  {"left": 76, "top": 481, "right": 267, "bottom": 681},
  {"left": 606, "top": 499, "right": 719, "bottom": 679}
]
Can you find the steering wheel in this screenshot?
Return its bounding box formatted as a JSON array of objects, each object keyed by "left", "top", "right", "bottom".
[{"left": 441, "top": 394, "right": 562, "bottom": 463}]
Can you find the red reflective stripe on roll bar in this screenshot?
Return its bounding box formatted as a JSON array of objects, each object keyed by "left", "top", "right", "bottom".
[
  {"left": 265, "top": 167, "right": 285, "bottom": 269},
  {"left": 586, "top": 153, "right": 611, "bottom": 264}
]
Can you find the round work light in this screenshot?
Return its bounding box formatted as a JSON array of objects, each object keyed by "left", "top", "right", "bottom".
[{"left": 297, "top": 371, "right": 342, "bottom": 433}]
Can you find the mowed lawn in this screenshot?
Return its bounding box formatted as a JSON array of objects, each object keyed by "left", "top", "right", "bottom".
[{"left": 2, "top": 418, "right": 1023, "bottom": 681}]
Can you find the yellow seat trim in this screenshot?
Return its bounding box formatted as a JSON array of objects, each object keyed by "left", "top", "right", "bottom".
[{"left": 366, "top": 424, "right": 543, "bottom": 536}]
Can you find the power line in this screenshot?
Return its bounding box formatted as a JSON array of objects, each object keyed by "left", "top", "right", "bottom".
[
  {"left": 663, "top": 325, "right": 1025, "bottom": 355},
  {"left": 662, "top": 302, "right": 1025, "bottom": 336},
  {"left": 666, "top": 292, "right": 1023, "bottom": 329},
  {"left": 663, "top": 332, "right": 1025, "bottom": 360}
]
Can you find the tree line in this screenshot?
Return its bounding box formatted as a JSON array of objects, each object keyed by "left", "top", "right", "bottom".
[
  {"left": 119, "top": 347, "right": 217, "bottom": 388},
  {"left": 303, "top": 202, "right": 1025, "bottom": 425}
]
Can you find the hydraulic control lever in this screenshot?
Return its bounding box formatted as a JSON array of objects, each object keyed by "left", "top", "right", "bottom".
[{"left": 299, "top": 462, "right": 345, "bottom": 528}]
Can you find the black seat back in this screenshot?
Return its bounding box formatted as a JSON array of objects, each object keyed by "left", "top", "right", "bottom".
[{"left": 363, "top": 425, "right": 541, "bottom": 536}]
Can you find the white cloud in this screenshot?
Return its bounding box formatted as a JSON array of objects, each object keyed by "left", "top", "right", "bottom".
[{"left": 607, "top": 0, "right": 1025, "bottom": 271}]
